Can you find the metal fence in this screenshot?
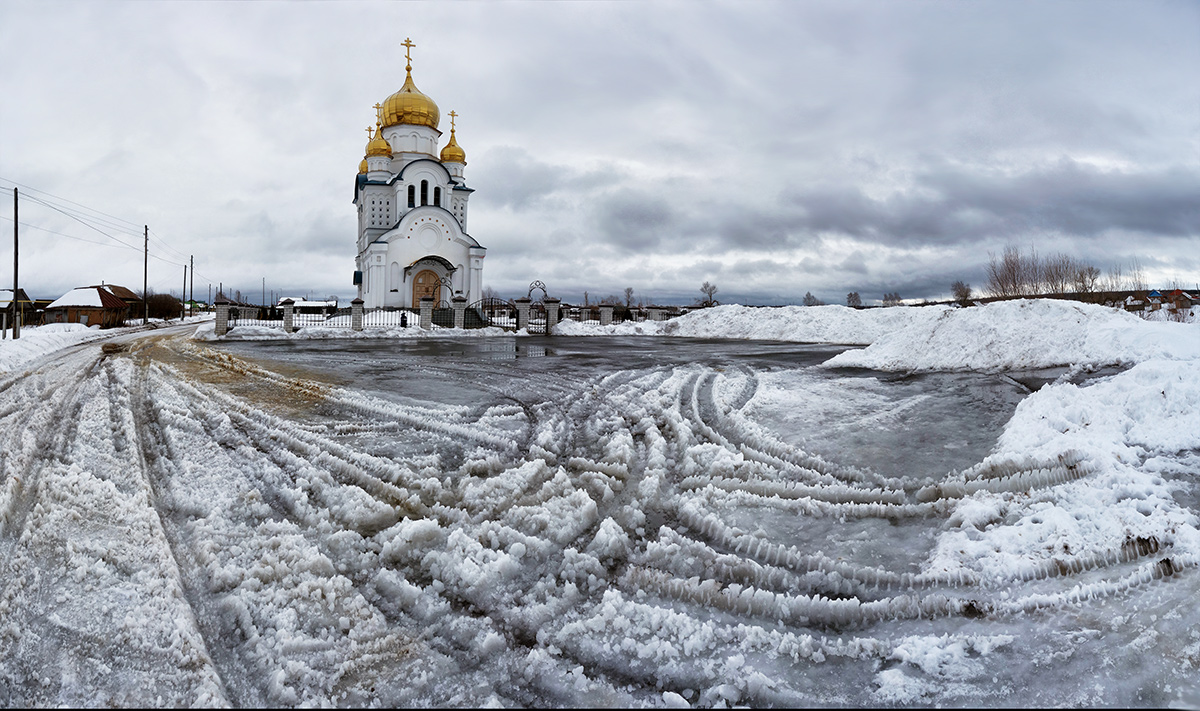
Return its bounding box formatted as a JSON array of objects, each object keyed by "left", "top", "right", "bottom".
[{"left": 227, "top": 306, "right": 285, "bottom": 329}]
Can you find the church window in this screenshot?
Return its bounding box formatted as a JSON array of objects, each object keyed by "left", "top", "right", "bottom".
[
  {"left": 408, "top": 185, "right": 415, "bottom": 207},
  {"left": 434, "top": 187, "right": 441, "bottom": 207},
  {"left": 421, "top": 180, "right": 428, "bottom": 206}
]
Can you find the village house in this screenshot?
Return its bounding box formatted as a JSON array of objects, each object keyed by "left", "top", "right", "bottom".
[
  {"left": 44, "top": 286, "right": 130, "bottom": 328},
  {"left": 0, "top": 288, "right": 37, "bottom": 328}
]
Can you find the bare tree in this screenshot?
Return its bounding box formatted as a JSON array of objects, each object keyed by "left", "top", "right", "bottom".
[
  {"left": 802, "top": 291, "right": 821, "bottom": 306},
  {"left": 987, "top": 245, "right": 1022, "bottom": 298},
  {"left": 699, "top": 281, "right": 718, "bottom": 307},
  {"left": 846, "top": 292, "right": 862, "bottom": 308},
  {"left": 1042, "top": 253, "right": 1075, "bottom": 295},
  {"left": 882, "top": 292, "right": 902, "bottom": 307},
  {"left": 1128, "top": 257, "right": 1147, "bottom": 292},
  {"left": 482, "top": 286, "right": 502, "bottom": 300},
  {"left": 951, "top": 280, "right": 972, "bottom": 305},
  {"left": 1103, "top": 263, "right": 1125, "bottom": 293},
  {"left": 1073, "top": 265, "right": 1101, "bottom": 293},
  {"left": 624, "top": 287, "right": 634, "bottom": 308},
  {"left": 583, "top": 291, "right": 589, "bottom": 307}
]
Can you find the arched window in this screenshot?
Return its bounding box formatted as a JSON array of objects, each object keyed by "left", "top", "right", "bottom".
[
  {"left": 434, "top": 187, "right": 441, "bottom": 207},
  {"left": 420, "top": 180, "right": 428, "bottom": 206},
  {"left": 407, "top": 185, "right": 415, "bottom": 208}
]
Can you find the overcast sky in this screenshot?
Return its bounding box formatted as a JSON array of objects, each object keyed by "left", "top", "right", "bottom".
[{"left": 2, "top": 0, "right": 1197, "bottom": 306}]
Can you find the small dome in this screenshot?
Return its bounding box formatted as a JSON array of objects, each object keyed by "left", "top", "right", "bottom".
[
  {"left": 358, "top": 158, "right": 368, "bottom": 174},
  {"left": 381, "top": 68, "right": 439, "bottom": 130},
  {"left": 365, "top": 123, "right": 392, "bottom": 157},
  {"left": 440, "top": 129, "right": 466, "bottom": 164}
]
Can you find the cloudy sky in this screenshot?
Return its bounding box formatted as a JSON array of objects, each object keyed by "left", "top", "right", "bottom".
[{"left": 2, "top": 0, "right": 1197, "bottom": 306}]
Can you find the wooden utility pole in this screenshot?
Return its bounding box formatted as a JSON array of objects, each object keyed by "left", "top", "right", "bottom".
[
  {"left": 182, "top": 264, "right": 187, "bottom": 320},
  {"left": 189, "top": 255, "right": 194, "bottom": 316},
  {"left": 143, "top": 225, "right": 149, "bottom": 324},
  {"left": 12, "top": 188, "right": 19, "bottom": 339}
]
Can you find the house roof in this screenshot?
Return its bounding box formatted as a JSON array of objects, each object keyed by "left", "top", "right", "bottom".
[
  {"left": 48, "top": 286, "right": 130, "bottom": 310},
  {"left": 0, "top": 288, "right": 32, "bottom": 307},
  {"left": 88, "top": 284, "right": 141, "bottom": 302}
]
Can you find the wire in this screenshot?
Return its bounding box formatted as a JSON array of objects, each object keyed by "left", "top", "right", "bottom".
[
  {"left": 3, "top": 178, "right": 201, "bottom": 273},
  {"left": 0, "top": 177, "right": 142, "bottom": 233},
  {"left": 0, "top": 215, "right": 136, "bottom": 249},
  {"left": 19, "top": 192, "right": 144, "bottom": 251}
]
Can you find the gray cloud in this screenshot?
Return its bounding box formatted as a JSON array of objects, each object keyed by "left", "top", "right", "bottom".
[{"left": 2, "top": 0, "right": 1197, "bottom": 304}]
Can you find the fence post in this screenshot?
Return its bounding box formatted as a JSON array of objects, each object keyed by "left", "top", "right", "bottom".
[
  {"left": 419, "top": 297, "right": 433, "bottom": 329},
  {"left": 544, "top": 297, "right": 560, "bottom": 334},
  {"left": 281, "top": 298, "right": 295, "bottom": 333},
  {"left": 351, "top": 298, "right": 364, "bottom": 332},
  {"left": 600, "top": 304, "right": 613, "bottom": 326},
  {"left": 215, "top": 298, "right": 230, "bottom": 336},
  {"left": 452, "top": 296, "right": 467, "bottom": 329},
  {"left": 514, "top": 298, "right": 531, "bottom": 331}
]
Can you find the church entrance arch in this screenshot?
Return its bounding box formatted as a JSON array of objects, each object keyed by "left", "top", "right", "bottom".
[{"left": 413, "top": 270, "right": 441, "bottom": 304}]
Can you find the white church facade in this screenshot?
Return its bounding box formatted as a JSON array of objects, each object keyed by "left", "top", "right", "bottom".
[{"left": 354, "top": 39, "right": 484, "bottom": 309}]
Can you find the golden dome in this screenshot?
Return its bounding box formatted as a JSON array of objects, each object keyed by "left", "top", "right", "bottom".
[
  {"left": 381, "top": 66, "right": 440, "bottom": 130},
  {"left": 358, "top": 158, "right": 368, "bottom": 174},
  {"left": 365, "top": 123, "right": 392, "bottom": 157},
  {"left": 440, "top": 112, "right": 466, "bottom": 164}
]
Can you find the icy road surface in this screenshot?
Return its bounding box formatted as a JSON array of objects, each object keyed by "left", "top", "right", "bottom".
[{"left": 1, "top": 329, "right": 1197, "bottom": 707}]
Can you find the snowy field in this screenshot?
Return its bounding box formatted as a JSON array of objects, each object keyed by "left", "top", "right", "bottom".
[{"left": 1, "top": 300, "right": 1198, "bottom": 707}]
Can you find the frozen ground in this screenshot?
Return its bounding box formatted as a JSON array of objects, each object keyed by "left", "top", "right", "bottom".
[{"left": 0, "top": 300, "right": 1198, "bottom": 707}]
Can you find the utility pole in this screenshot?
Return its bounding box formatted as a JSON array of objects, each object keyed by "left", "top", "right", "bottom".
[
  {"left": 182, "top": 264, "right": 187, "bottom": 320},
  {"left": 12, "top": 188, "right": 19, "bottom": 339},
  {"left": 262, "top": 277, "right": 265, "bottom": 307},
  {"left": 189, "top": 255, "right": 194, "bottom": 317},
  {"left": 143, "top": 225, "right": 149, "bottom": 324}
]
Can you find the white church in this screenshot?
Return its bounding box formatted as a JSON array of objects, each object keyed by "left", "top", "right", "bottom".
[{"left": 353, "top": 39, "right": 485, "bottom": 309}]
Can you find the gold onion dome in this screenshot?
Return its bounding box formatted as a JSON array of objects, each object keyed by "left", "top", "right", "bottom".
[
  {"left": 365, "top": 124, "right": 392, "bottom": 157},
  {"left": 358, "top": 158, "right": 368, "bottom": 174},
  {"left": 380, "top": 44, "right": 440, "bottom": 130},
  {"left": 440, "top": 122, "right": 466, "bottom": 164}
]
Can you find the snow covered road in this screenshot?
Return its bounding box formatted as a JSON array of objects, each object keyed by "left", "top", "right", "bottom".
[{"left": 1, "top": 319, "right": 1198, "bottom": 707}]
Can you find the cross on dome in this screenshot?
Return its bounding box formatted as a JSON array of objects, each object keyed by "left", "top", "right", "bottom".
[{"left": 401, "top": 38, "right": 415, "bottom": 71}]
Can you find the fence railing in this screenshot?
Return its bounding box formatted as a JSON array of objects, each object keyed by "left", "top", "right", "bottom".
[{"left": 218, "top": 299, "right": 679, "bottom": 336}]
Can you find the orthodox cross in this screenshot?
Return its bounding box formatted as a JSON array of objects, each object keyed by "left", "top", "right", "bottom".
[
  {"left": 365, "top": 126, "right": 374, "bottom": 140},
  {"left": 401, "top": 38, "right": 415, "bottom": 67},
  {"left": 449, "top": 110, "right": 457, "bottom": 131},
  {"left": 373, "top": 102, "right": 384, "bottom": 123}
]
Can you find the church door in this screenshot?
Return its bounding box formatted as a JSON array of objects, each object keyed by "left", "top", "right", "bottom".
[{"left": 413, "top": 270, "right": 441, "bottom": 305}]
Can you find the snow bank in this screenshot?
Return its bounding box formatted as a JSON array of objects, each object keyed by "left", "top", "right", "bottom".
[
  {"left": 554, "top": 304, "right": 945, "bottom": 344},
  {"left": 826, "top": 299, "right": 1200, "bottom": 372},
  {"left": 926, "top": 357, "right": 1200, "bottom": 585},
  {"left": 661, "top": 304, "right": 946, "bottom": 344},
  {"left": 0, "top": 323, "right": 103, "bottom": 373}
]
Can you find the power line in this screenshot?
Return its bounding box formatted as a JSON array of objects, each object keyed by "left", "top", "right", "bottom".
[
  {"left": 19, "top": 192, "right": 144, "bottom": 252},
  {"left": 2, "top": 178, "right": 200, "bottom": 273},
  {"left": 0, "top": 176, "right": 142, "bottom": 233}
]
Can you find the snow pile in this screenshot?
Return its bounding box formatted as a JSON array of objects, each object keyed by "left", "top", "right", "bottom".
[
  {"left": 0, "top": 323, "right": 105, "bottom": 373},
  {"left": 925, "top": 357, "right": 1200, "bottom": 584},
  {"left": 554, "top": 303, "right": 945, "bottom": 343},
  {"left": 827, "top": 299, "right": 1200, "bottom": 372},
  {"left": 662, "top": 303, "right": 946, "bottom": 344}
]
